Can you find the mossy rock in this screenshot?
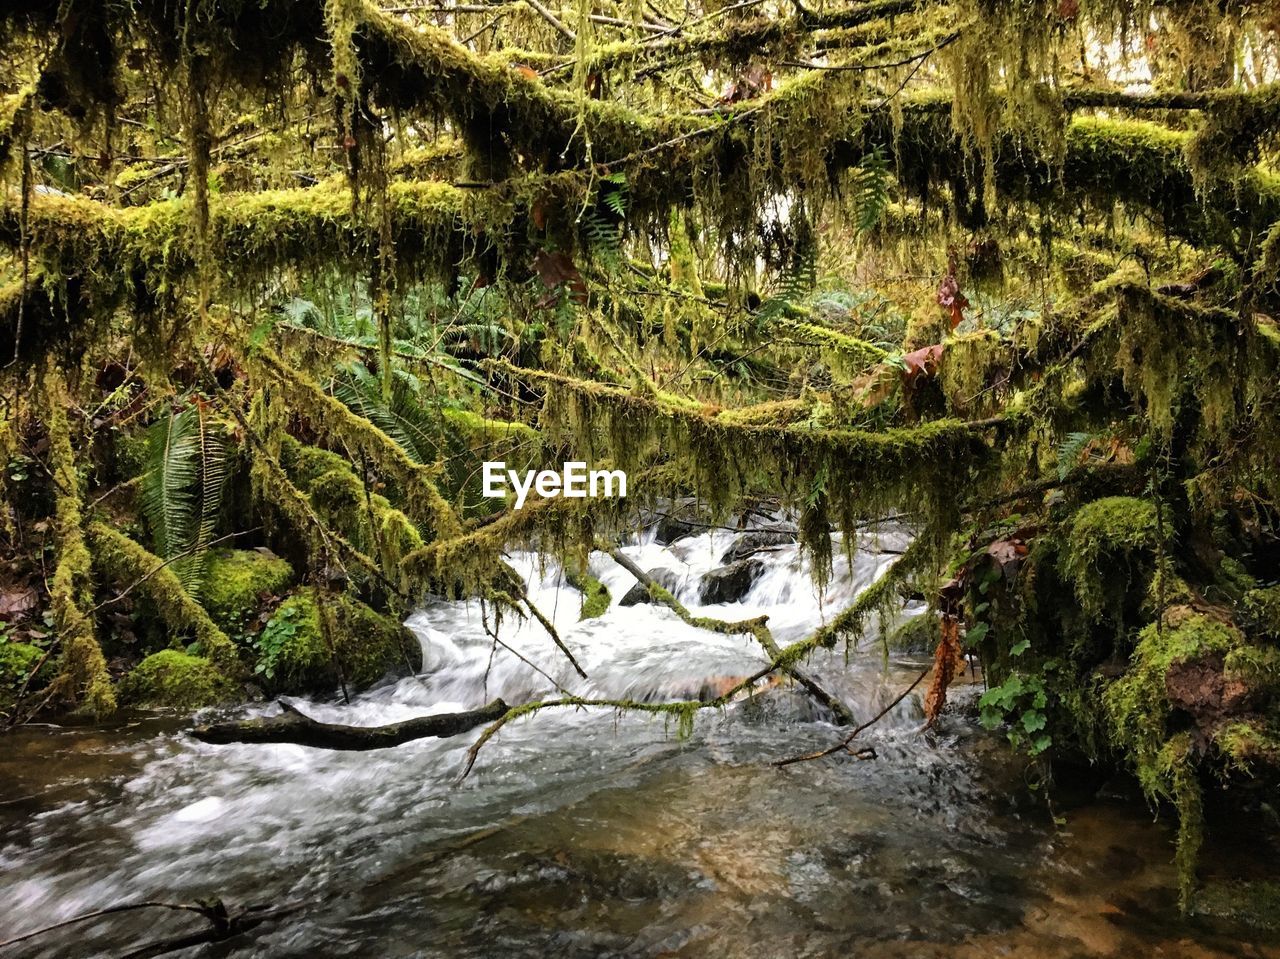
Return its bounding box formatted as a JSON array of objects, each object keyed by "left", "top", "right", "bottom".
[
  {"left": 1061, "top": 496, "right": 1158, "bottom": 621},
  {"left": 563, "top": 565, "right": 610, "bottom": 620},
  {"left": 0, "top": 640, "right": 51, "bottom": 712},
  {"left": 255, "top": 588, "right": 421, "bottom": 695},
  {"left": 201, "top": 549, "right": 295, "bottom": 633},
  {"left": 118, "top": 650, "right": 239, "bottom": 710}
]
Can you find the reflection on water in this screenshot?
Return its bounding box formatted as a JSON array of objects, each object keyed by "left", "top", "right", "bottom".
[{"left": 1, "top": 524, "right": 1277, "bottom": 957}]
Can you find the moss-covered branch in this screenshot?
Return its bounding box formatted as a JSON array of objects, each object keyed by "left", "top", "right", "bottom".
[
  {"left": 42, "top": 368, "right": 115, "bottom": 717},
  {"left": 87, "top": 523, "right": 242, "bottom": 676}
]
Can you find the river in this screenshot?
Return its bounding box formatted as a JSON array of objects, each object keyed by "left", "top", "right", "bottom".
[{"left": 2, "top": 524, "right": 1277, "bottom": 957}]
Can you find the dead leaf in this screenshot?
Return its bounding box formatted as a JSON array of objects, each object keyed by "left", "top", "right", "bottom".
[
  {"left": 0, "top": 585, "right": 37, "bottom": 620},
  {"left": 719, "top": 64, "right": 773, "bottom": 104},
  {"left": 936, "top": 273, "right": 968, "bottom": 330},
  {"left": 924, "top": 614, "right": 964, "bottom": 725},
  {"left": 534, "top": 250, "right": 588, "bottom": 306},
  {"left": 901, "top": 343, "right": 944, "bottom": 386}
]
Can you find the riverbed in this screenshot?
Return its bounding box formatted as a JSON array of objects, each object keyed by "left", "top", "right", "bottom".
[{"left": 2, "top": 527, "right": 1277, "bottom": 957}]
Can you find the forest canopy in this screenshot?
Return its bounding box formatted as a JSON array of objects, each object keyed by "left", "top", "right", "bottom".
[{"left": 2, "top": 0, "right": 1280, "bottom": 912}]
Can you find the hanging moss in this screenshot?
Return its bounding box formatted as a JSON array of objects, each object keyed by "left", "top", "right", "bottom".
[
  {"left": 1103, "top": 607, "right": 1280, "bottom": 908},
  {"left": 251, "top": 347, "right": 461, "bottom": 542},
  {"left": 118, "top": 650, "right": 239, "bottom": 710}
]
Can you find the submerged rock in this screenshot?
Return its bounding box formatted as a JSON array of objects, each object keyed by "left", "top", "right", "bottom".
[
  {"left": 119, "top": 650, "right": 237, "bottom": 710},
  {"left": 255, "top": 588, "right": 421, "bottom": 695},
  {"left": 699, "top": 559, "right": 764, "bottom": 605}
]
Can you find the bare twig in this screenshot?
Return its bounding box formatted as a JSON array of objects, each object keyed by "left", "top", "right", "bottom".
[{"left": 773, "top": 666, "right": 928, "bottom": 767}]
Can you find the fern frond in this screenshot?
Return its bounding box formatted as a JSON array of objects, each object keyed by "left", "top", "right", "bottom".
[
  {"left": 140, "top": 406, "right": 200, "bottom": 587},
  {"left": 852, "top": 147, "right": 890, "bottom": 235}
]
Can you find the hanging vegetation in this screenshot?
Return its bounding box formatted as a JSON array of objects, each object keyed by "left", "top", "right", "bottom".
[{"left": 1, "top": 0, "right": 1279, "bottom": 915}]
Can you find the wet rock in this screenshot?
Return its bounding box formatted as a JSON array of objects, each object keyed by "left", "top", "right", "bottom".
[
  {"left": 619, "top": 568, "right": 682, "bottom": 606},
  {"left": 719, "top": 529, "right": 796, "bottom": 565},
  {"left": 653, "top": 514, "right": 707, "bottom": 545},
  {"left": 650, "top": 498, "right": 715, "bottom": 545},
  {"left": 699, "top": 559, "right": 765, "bottom": 605}
]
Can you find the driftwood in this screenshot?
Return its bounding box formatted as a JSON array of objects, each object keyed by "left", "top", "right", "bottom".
[{"left": 192, "top": 698, "right": 509, "bottom": 750}]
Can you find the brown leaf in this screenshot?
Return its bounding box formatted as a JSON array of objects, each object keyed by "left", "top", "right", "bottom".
[
  {"left": 936, "top": 274, "right": 968, "bottom": 330},
  {"left": 924, "top": 614, "right": 964, "bottom": 725},
  {"left": 719, "top": 64, "right": 773, "bottom": 104},
  {"left": 534, "top": 250, "right": 588, "bottom": 306},
  {"left": 901, "top": 343, "right": 944, "bottom": 386},
  {"left": 0, "top": 585, "right": 37, "bottom": 620}
]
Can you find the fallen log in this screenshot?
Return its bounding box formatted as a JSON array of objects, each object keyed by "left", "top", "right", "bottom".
[{"left": 191, "top": 698, "right": 509, "bottom": 750}]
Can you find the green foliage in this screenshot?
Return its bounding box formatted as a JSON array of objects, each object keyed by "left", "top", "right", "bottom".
[
  {"left": 254, "top": 588, "right": 421, "bottom": 694},
  {"left": 139, "top": 403, "right": 229, "bottom": 597},
  {"left": 0, "top": 638, "right": 49, "bottom": 714},
  {"left": 978, "top": 636, "right": 1052, "bottom": 756},
  {"left": 851, "top": 147, "right": 890, "bottom": 235}
]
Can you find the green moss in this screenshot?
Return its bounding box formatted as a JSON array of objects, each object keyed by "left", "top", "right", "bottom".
[
  {"left": 201, "top": 548, "right": 296, "bottom": 633},
  {"left": 255, "top": 587, "right": 421, "bottom": 695},
  {"left": 1102, "top": 610, "right": 1271, "bottom": 909},
  {"left": 1242, "top": 586, "right": 1280, "bottom": 642},
  {"left": 1105, "top": 612, "right": 1238, "bottom": 791},
  {"left": 118, "top": 650, "right": 238, "bottom": 710},
  {"left": 1061, "top": 496, "right": 1158, "bottom": 621},
  {"left": 1194, "top": 879, "right": 1280, "bottom": 932},
  {"left": 1216, "top": 719, "right": 1280, "bottom": 773},
  {"left": 276, "top": 435, "right": 426, "bottom": 591},
  {"left": 568, "top": 570, "right": 610, "bottom": 620},
  {"left": 0, "top": 640, "right": 49, "bottom": 714}
]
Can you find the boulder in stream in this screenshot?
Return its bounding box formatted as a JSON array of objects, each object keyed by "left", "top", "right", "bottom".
[
  {"left": 699, "top": 559, "right": 765, "bottom": 605},
  {"left": 255, "top": 587, "right": 422, "bottom": 695},
  {"left": 619, "top": 568, "right": 683, "bottom": 606},
  {"left": 719, "top": 529, "right": 796, "bottom": 565},
  {"left": 118, "top": 650, "right": 238, "bottom": 710}
]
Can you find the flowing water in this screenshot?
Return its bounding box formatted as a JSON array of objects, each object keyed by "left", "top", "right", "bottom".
[{"left": 2, "top": 525, "right": 1278, "bottom": 958}]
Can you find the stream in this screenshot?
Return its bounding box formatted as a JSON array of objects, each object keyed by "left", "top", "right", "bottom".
[{"left": 2, "top": 523, "right": 1278, "bottom": 957}]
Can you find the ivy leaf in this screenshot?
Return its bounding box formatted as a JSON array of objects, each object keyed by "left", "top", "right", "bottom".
[
  {"left": 966, "top": 622, "right": 990, "bottom": 644},
  {"left": 1011, "top": 638, "right": 1030, "bottom": 656},
  {"left": 1021, "top": 710, "right": 1047, "bottom": 733}
]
